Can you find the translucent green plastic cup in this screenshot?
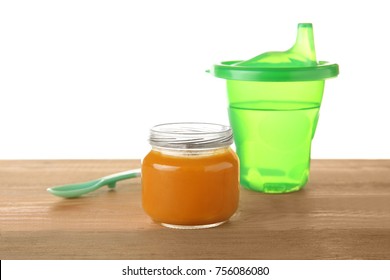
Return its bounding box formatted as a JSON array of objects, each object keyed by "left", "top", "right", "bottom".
[{"left": 212, "top": 23, "right": 339, "bottom": 193}]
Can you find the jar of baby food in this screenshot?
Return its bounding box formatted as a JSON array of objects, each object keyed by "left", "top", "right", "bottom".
[{"left": 142, "top": 122, "right": 239, "bottom": 229}]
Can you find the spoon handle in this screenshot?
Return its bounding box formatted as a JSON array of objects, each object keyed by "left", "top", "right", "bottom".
[
  {"left": 102, "top": 168, "right": 141, "bottom": 186},
  {"left": 101, "top": 168, "right": 141, "bottom": 184}
]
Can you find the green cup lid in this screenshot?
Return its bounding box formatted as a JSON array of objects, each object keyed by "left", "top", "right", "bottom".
[{"left": 212, "top": 23, "right": 339, "bottom": 82}]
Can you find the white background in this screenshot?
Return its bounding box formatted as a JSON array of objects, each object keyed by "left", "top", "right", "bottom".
[
  {"left": 1, "top": 0, "right": 389, "bottom": 159},
  {"left": 2, "top": 260, "right": 390, "bottom": 280}
]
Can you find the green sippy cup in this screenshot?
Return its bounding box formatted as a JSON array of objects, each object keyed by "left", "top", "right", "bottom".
[{"left": 211, "top": 23, "right": 339, "bottom": 193}]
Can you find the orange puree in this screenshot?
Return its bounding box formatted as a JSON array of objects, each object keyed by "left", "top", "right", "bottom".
[{"left": 142, "top": 148, "right": 239, "bottom": 226}]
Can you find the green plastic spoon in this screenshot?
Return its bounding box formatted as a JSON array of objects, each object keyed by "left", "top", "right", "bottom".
[{"left": 47, "top": 168, "right": 141, "bottom": 198}]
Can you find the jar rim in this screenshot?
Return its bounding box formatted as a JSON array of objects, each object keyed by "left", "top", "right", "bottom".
[{"left": 149, "top": 122, "right": 233, "bottom": 149}]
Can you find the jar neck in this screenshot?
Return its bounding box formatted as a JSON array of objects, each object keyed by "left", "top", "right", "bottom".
[{"left": 152, "top": 146, "right": 231, "bottom": 157}]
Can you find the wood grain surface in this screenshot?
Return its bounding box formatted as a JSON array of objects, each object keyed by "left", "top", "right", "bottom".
[{"left": 0, "top": 160, "right": 389, "bottom": 260}]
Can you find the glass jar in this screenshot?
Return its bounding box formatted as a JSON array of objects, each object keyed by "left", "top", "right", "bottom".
[{"left": 142, "top": 122, "right": 239, "bottom": 229}]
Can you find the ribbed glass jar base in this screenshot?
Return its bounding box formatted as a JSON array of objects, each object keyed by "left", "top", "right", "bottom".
[{"left": 161, "top": 220, "right": 227, "bottom": 230}]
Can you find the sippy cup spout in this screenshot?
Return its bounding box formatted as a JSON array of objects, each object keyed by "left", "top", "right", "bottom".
[
  {"left": 289, "top": 23, "right": 317, "bottom": 64},
  {"left": 234, "top": 23, "right": 317, "bottom": 68}
]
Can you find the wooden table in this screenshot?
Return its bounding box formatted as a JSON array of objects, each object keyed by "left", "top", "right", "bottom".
[{"left": 1, "top": 160, "right": 389, "bottom": 260}]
